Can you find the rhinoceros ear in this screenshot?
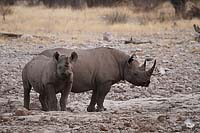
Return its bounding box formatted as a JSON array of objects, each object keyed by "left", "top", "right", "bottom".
[
  {"left": 128, "top": 56, "right": 133, "bottom": 64},
  {"left": 53, "top": 52, "right": 59, "bottom": 61},
  {"left": 70, "top": 51, "right": 78, "bottom": 62},
  {"left": 128, "top": 54, "right": 136, "bottom": 64}
]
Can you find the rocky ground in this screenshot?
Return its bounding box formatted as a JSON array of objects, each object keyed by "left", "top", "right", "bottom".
[{"left": 0, "top": 28, "right": 200, "bottom": 133}]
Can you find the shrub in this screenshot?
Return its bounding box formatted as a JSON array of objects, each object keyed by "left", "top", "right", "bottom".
[
  {"left": 0, "top": 6, "right": 13, "bottom": 21},
  {"left": 104, "top": 9, "right": 130, "bottom": 24},
  {"left": 71, "top": 0, "right": 87, "bottom": 10}
]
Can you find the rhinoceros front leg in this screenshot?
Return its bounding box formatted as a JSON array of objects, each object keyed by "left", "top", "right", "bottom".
[
  {"left": 87, "top": 89, "right": 97, "bottom": 112},
  {"left": 96, "top": 82, "right": 112, "bottom": 112},
  {"left": 60, "top": 82, "right": 72, "bottom": 111},
  {"left": 46, "top": 84, "right": 58, "bottom": 111}
]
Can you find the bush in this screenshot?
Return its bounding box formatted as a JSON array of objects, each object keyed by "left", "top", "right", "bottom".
[
  {"left": 104, "top": 9, "right": 130, "bottom": 24},
  {"left": 71, "top": 0, "right": 87, "bottom": 10},
  {"left": 0, "top": 6, "right": 13, "bottom": 21}
]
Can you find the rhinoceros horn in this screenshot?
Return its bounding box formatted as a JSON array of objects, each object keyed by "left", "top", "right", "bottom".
[
  {"left": 147, "top": 60, "right": 156, "bottom": 76},
  {"left": 140, "top": 59, "right": 146, "bottom": 71},
  {"left": 194, "top": 24, "right": 200, "bottom": 33}
]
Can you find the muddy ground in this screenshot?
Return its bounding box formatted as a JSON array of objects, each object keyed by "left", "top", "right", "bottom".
[{"left": 0, "top": 28, "right": 200, "bottom": 133}]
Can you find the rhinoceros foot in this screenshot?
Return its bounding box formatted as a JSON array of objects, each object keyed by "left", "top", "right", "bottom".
[
  {"left": 96, "top": 106, "right": 107, "bottom": 112},
  {"left": 87, "top": 105, "right": 96, "bottom": 112},
  {"left": 41, "top": 107, "right": 48, "bottom": 111}
]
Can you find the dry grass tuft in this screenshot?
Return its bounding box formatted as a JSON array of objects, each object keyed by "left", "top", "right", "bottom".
[
  {"left": 104, "top": 8, "right": 131, "bottom": 24},
  {"left": 190, "top": 47, "right": 200, "bottom": 53}
]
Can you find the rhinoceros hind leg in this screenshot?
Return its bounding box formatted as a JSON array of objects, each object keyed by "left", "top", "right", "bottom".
[
  {"left": 87, "top": 89, "right": 97, "bottom": 112},
  {"left": 23, "top": 80, "right": 31, "bottom": 110}
]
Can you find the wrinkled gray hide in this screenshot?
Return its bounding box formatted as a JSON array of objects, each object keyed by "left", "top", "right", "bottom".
[
  {"left": 40, "top": 47, "right": 156, "bottom": 112},
  {"left": 22, "top": 52, "right": 78, "bottom": 111}
]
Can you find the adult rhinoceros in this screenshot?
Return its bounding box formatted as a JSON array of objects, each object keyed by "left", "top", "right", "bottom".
[{"left": 40, "top": 47, "right": 156, "bottom": 112}]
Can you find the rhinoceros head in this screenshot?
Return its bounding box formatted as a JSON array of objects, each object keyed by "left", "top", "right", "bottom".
[
  {"left": 124, "top": 54, "right": 156, "bottom": 87},
  {"left": 53, "top": 51, "right": 78, "bottom": 79}
]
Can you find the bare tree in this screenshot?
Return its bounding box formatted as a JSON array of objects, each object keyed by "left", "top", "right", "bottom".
[
  {"left": 186, "top": 5, "right": 200, "bottom": 19},
  {"left": 170, "top": 0, "right": 186, "bottom": 18},
  {"left": 0, "top": 0, "right": 16, "bottom": 5}
]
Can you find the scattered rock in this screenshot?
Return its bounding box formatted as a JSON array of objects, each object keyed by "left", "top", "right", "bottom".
[
  {"left": 113, "top": 87, "right": 126, "bottom": 93},
  {"left": 103, "top": 32, "right": 112, "bottom": 42},
  {"left": 0, "top": 115, "right": 12, "bottom": 123},
  {"left": 50, "top": 116, "right": 58, "bottom": 122},
  {"left": 112, "top": 129, "right": 121, "bottom": 133},
  {"left": 15, "top": 107, "right": 31, "bottom": 116},
  {"left": 117, "top": 124, "right": 124, "bottom": 130},
  {"left": 124, "top": 122, "right": 132, "bottom": 127},
  {"left": 162, "top": 60, "right": 169, "bottom": 63},
  {"left": 185, "top": 87, "right": 192, "bottom": 92},
  {"left": 38, "top": 46, "right": 43, "bottom": 49},
  {"left": 73, "top": 126, "right": 81, "bottom": 130},
  {"left": 158, "top": 67, "right": 166, "bottom": 75},
  {"left": 184, "top": 118, "right": 195, "bottom": 129},
  {"left": 157, "top": 115, "right": 169, "bottom": 122},
  {"left": 99, "top": 124, "right": 109, "bottom": 131},
  {"left": 21, "top": 34, "right": 33, "bottom": 39},
  {"left": 174, "top": 85, "right": 184, "bottom": 92}
]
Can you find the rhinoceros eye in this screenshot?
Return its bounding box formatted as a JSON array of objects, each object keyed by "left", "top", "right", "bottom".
[
  {"left": 133, "top": 73, "right": 138, "bottom": 76},
  {"left": 58, "top": 66, "right": 62, "bottom": 70}
]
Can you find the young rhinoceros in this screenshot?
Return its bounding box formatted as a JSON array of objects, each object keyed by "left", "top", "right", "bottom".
[{"left": 22, "top": 52, "right": 78, "bottom": 111}]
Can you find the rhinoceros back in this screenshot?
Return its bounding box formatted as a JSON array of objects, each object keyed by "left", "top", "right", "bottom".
[{"left": 40, "top": 47, "right": 128, "bottom": 93}]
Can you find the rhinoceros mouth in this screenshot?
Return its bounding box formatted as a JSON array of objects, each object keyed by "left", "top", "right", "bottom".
[
  {"left": 58, "top": 73, "right": 71, "bottom": 80},
  {"left": 144, "top": 82, "right": 150, "bottom": 87},
  {"left": 133, "top": 80, "right": 150, "bottom": 87}
]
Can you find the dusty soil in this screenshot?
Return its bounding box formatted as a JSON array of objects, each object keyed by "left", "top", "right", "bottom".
[{"left": 0, "top": 28, "right": 200, "bottom": 133}]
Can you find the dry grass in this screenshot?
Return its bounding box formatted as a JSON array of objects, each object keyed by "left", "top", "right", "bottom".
[
  {"left": 0, "top": 6, "right": 14, "bottom": 21},
  {"left": 104, "top": 8, "right": 131, "bottom": 24},
  {"left": 0, "top": 4, "right": 199, "bottom": 42}
]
